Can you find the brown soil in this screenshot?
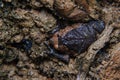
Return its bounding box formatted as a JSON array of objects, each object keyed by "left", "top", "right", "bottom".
[{"left": 0, "top": 0, "right": 119, "bottom": 80}]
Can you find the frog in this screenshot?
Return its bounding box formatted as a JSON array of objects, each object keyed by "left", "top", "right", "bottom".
[{"left": 45, "top": 20, "right": 105, "bottom": 63}]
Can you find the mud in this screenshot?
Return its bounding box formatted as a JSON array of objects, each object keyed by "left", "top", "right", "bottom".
[{"left": 0, "top": 0, "right": 120, "bottom": 80}]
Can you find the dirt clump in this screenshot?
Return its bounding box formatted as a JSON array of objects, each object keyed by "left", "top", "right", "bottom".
[{"left": 0, "top": 0, "right": 120, "bottom": 80}]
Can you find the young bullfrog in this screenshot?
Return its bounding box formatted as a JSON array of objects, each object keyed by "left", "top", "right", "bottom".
[{"left": 45, "top": 20, "right": 105, "bottom": 63}]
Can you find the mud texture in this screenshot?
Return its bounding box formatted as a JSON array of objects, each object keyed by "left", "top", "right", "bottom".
[{"left": 0, "top": 0, "right": 120, "bottom": 80}]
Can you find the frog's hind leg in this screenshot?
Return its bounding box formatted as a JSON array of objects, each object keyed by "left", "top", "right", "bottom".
[{"left": 44, "top": 42, "right": 70, "bottom": 64}]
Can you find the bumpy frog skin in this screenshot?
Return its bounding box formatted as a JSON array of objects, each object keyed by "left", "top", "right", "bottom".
[{"left": 46, "top": 20, "right": 105, "bottom": 63}]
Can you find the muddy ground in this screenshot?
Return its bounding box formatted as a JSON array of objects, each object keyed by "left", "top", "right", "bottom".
[{"left": 0, "top": 0, "right": 120, "bottom": 80}]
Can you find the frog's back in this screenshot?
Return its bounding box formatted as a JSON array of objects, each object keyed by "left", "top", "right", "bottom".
[{"left": 59, "top": 20, "right": 105, "bottom": 53}]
